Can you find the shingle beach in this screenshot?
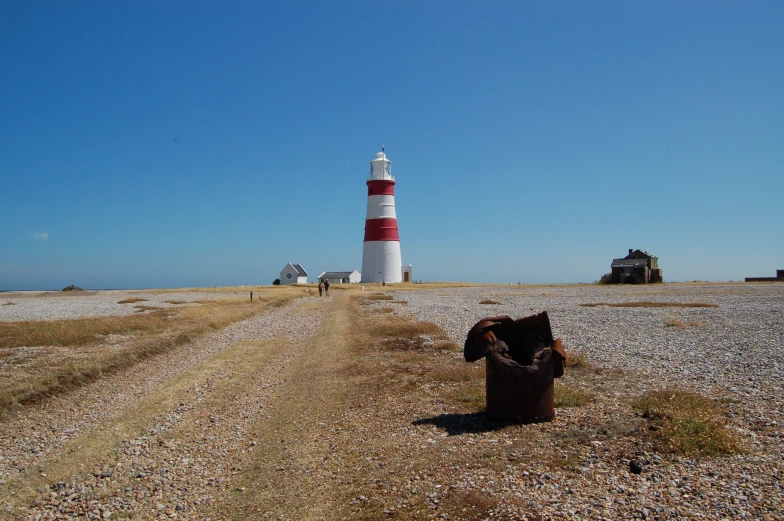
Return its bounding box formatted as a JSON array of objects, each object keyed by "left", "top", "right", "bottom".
[{"left": 1, "top": 283, "right": 782, "bottom": 520}]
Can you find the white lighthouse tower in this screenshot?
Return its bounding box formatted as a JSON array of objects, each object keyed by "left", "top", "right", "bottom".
[{"left": 362, "top": 147, "right": 403, "bottom": 283}]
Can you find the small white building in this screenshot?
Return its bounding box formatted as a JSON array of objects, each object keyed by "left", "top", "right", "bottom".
[
  {"left": 318, "top": 270, "right": 361, "bottom": 284},
  {"left": 279, "top": 263, "right": 308, "bottom": 285}
]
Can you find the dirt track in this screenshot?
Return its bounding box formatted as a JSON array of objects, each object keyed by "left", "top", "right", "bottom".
[{"left": 1, "top": 295, "right": 343, "bottom": 520}]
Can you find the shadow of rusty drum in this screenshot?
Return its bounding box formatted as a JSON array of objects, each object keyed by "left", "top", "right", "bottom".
[{"left": 464, "top": 312, "right": 566, "bottom": 424}]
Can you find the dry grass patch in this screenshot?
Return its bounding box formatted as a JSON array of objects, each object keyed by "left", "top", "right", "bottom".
[
  {"left": 439, "top": 489, "right": 500, "bottom": 521},
  {"left": 557, "top": 417, "right": 642, "bottom": 446},
  {"left": 666, "top": 318, "right": 706, "bottom": 329},
  {"left": 447, "top": 383, "right": 486, "bottom": 410},
  {"left": 365, "top": 293, "right": 394, "bottom": 301},
  {"left": 479, "top": 299, "right": 501, "bottom": 305},
  {"left": 117, "top": 298, "right": 147, "bottom": 304},
  {"left": 666, "top": 318, "right": 686, "bottom": 329},
  {"left": 164, "top": 300, "right": 187, "bottom": 305},
  {"left": 0, "top": 313, "right": 170, "bottom": 349},
  {"left": 393, "top": 351, "right": 428, "bottom": 364},
  {"left": 432, "top": 339, "right": 460, "bottom": 351},
  {"left": 371, "top": 318, "right": 444, "bottom": 339},
  {"left": 353, "top": 295, "right": 483, "bottom": 406},
  {"left": 3, "top": 301, "right": 15, "bottom": 306},
  {"left": 632, "top": 388, "right": 741, "bottom": 456},
  {"left": 133, "top": 304, "right": 164, "bottom": 313},
  {"left": 554, "top": 384, "right": 592, "bottom": 408},
  {"left": 432, "top": 364, "right": 484, "bottom": 384},
  {"left": 194, "top": 298, "right": 236, "bottom": 305},
  {"left": 376, "top": 306, "right": 395, "bottom": 313},
  {"left": 565, "top": 350, "right": 589, "bottom": 368},
  {"left": 581, "top": 301, "right": 718, "bottom": 308},
  {"left": 0, "top": 289, "right": 304, "bottom": 413}
]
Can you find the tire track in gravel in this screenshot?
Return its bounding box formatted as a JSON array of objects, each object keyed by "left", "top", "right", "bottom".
[
  {"left": 205, "top": 292, "right": 355, "bottom": 521},
  {"left": 0, "top": 298, "right": 327, "bottom": 519}
]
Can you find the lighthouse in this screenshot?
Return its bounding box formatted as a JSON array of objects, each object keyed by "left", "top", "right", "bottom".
[{"left": 362, "top": 147, "right": 404, "bottom": 283}]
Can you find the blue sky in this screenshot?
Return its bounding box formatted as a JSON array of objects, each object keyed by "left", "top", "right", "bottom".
[{"left": 1, "top": 1, "right": 782, "bottom": 289}]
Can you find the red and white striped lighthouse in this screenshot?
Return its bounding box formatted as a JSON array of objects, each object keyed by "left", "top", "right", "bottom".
[{"left": 361, "top": 147, "right": 403, "bottom": 283}]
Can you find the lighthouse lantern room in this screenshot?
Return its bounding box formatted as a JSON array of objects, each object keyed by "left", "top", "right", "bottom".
[{"left": 361, "top": 147, "right": 404, "bottom": 283}]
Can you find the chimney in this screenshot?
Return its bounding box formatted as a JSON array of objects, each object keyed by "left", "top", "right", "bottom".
[{"left": 628, "top": 249, "right": 633, "bottom": 255}]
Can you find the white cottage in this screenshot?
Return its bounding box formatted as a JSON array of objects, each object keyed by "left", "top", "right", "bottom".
[
  {"left": 318, "top": 270, "right": 361, "bottom": 284},
  {"left": 279, "top": 263, "right": 308, "bottom": 285}
]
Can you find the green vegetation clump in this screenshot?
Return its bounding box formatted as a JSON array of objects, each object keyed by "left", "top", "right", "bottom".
[
  {"left": 62, "top": 285, "right": 84, "bottom": 291},
  {"left": 632, "top": 389, "right": 740, "bottom": 456},
  {"left": 555, "top": 384, "right": 592, "bottom": 407},
  {"left": 596, "top": 273, "right": 614, "bottom": 285}
]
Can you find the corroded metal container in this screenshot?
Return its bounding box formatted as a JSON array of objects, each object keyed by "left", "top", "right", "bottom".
[{"left": 464, "top": 312, "right": 566, "bottom": 423}]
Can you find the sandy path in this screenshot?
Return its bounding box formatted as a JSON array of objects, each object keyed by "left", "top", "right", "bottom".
[{"left": 208, "top": 291, "right": 355, "bottom": 520}]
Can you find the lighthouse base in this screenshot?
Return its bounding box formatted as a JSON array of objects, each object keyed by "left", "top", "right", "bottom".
[{"left": 361, "top": 241, "right": 402, "bottom": 283}]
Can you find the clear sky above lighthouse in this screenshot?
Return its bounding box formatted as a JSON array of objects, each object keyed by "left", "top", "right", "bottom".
[{"left": 2, "top": 2, "right": 782, "bottom": 289}]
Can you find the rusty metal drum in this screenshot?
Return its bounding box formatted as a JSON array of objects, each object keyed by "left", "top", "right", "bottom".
[{"left": 464, "top": 312, "right": 566, "bottom": 424}]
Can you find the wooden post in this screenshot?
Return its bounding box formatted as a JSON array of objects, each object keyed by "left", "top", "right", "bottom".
[{"left": 250, "top": 291, "right": 253, "bottom": 303}]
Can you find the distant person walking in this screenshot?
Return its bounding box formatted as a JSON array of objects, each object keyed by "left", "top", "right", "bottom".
[
  {"left": 324, "top": 278, "right": 330, "bottom": 297},
  {"left": 318, "top": 281, "right": 323, "bottom": 297}
]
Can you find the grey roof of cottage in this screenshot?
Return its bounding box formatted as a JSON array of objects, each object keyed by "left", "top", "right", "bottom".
[
  {"left": 612, "top": 258, "right": 649, "bottom": 268},
  {"left": 319, "top": 271, "right": 357, "bottom": 279},
  {"left": 284, "top": 263, "right": 308, "bottom": 276}
]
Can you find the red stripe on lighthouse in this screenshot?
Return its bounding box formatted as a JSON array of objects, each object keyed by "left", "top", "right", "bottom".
[
  {"left": 364, "top": 218, "right": 400, "bottom": 242},
  {"left": 367, "top": 180, "right": 396, "bottom": 196}
]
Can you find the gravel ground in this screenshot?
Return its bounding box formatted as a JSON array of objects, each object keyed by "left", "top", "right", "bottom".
[
  {"left": 0, "top": 290, "right": 256, "bottom": 322},
  {"left": 396, "top": 284, "right": 784, "bottom": 402},
  {"left": 3, "top": 284, "right": 783, "bottom": 520},
  {"left": 386, "top": 283, "right": 784, "bottom": 520},
  {"left": 1, "top": 297, "right": 326, "bottom": 520}
]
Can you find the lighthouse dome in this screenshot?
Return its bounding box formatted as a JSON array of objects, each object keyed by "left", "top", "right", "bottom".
[{"left": 375, "top": 152, "right": 386, "bottom": 160}]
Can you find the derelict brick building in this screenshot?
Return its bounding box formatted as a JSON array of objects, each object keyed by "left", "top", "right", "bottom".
[{"left": 611, "top": 249, "right": 663, "bottom": 284}]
